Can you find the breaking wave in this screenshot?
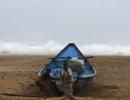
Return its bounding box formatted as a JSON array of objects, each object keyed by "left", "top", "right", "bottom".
[{"left": 0, "top": 41, "right": 130, "bottom": 55}]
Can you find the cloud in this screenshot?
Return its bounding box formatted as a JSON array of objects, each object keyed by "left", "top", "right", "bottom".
[{"left": 0, "top": 41, "right": 130, "bottom": 55}]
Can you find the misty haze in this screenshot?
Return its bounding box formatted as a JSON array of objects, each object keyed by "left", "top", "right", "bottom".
[{"left": 0, "top": 0, "right": 130, "bottom": 55}]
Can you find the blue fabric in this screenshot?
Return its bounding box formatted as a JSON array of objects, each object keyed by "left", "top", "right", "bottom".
[
  {"left": 42, "top": 43, "right": 95, "bottom": 79},
  {"left": 50, "top": 68, "right": 61, "bottom": 78},
  {"left": 56, "top": 44, "right": 84, "bottom": 58},
  {"left": 79, "top": 69, "right": 95, "bottom": 78}
]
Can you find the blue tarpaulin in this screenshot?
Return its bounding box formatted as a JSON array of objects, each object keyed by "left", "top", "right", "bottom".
[{"left": 40, "top": 43, "right": 96, "bottom": 79}]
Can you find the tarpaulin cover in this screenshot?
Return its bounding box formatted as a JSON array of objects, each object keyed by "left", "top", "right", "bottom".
[{"left": 40, "top": 43, "right": 96, "bottom": 79}]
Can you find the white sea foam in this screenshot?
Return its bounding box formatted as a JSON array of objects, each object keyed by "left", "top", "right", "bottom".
[{"left": 0, "top": 41, "right": 130, "bottom": 55}]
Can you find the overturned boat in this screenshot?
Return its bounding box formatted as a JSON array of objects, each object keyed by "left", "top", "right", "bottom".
[{"left": 37, "top": 43, "right": 96, "bottom": 95}]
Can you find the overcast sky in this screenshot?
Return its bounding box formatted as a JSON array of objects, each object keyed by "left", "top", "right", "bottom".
[{"left": 0, "top": 0, "right": 130, "bottom": 45}]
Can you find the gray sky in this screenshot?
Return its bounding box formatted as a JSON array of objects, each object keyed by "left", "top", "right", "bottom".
[{"left": 0, "top": 0, "right": 130, "bottom": 45}]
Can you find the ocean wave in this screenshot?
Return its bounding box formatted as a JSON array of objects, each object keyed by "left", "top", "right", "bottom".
[{"left": 0, "top": 41, "right": 130, "bottom": 55}]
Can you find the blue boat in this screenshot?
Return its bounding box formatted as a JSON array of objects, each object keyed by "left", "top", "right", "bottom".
[{"left": 38, "top": 43, "right": 96, "bottom": 93}]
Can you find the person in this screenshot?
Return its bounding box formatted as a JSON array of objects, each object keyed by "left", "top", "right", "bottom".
[
  {"left": 60, "top": 62, "right": 74, "bottom": 100},
  {"left": 35, "top": 69, "right": 56, "bottom": 96}
]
